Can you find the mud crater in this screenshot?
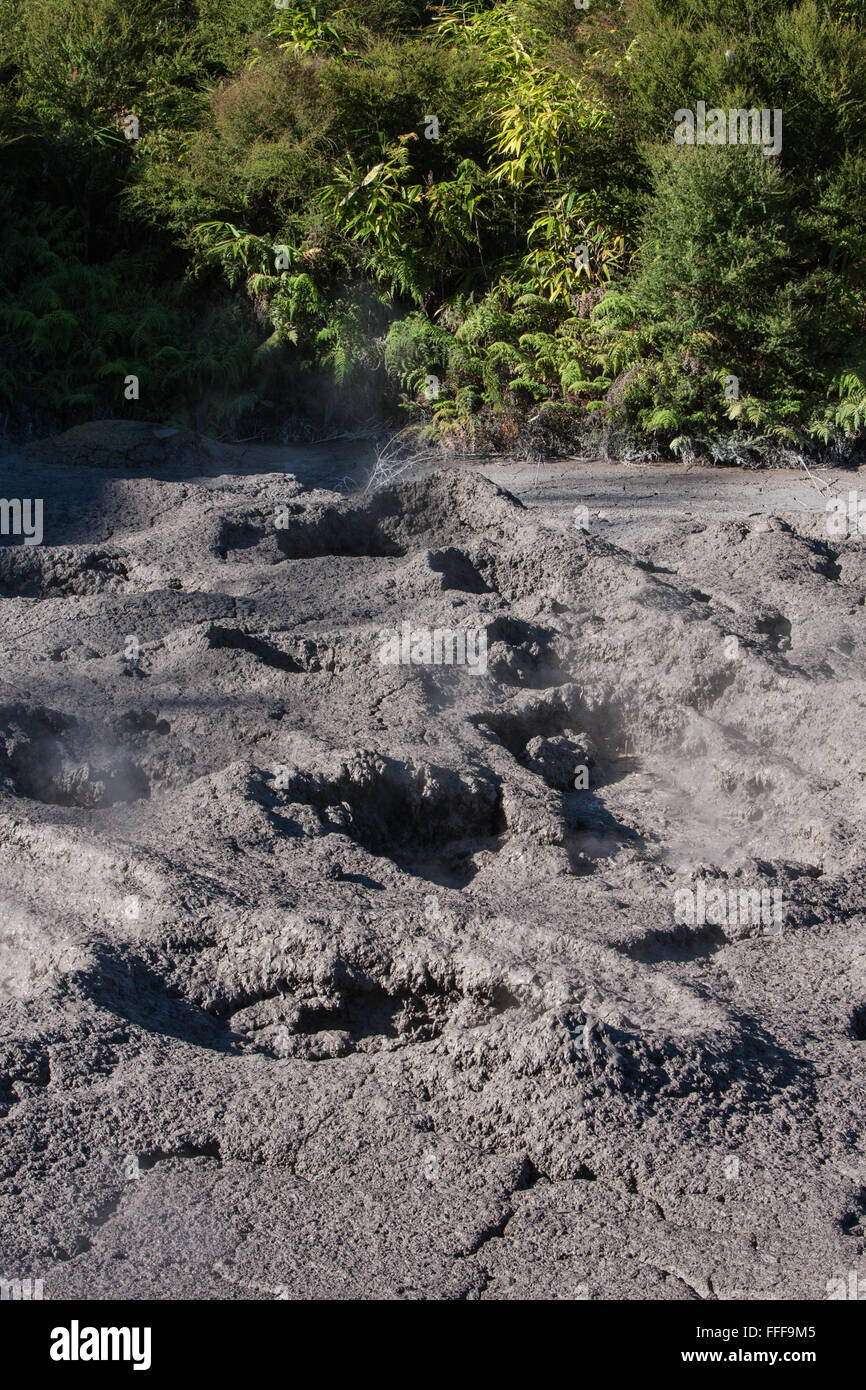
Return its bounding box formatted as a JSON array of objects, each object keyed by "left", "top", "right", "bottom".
[
  {"left": 0, "top": 702, "right": 151, "bottom": 808},
  {"left": 267, "top": 754, "right": 505, "bottom": 885},
  {"left": 228, "top": 975, "right": 519, "bottom": 1060}
]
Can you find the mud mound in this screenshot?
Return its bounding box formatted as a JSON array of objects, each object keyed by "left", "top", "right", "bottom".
[{"left": 19, "top": 420, "right": 210, "bottom": 471}]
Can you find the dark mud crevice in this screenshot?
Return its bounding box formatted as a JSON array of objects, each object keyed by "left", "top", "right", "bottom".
[
  {"left": 261, "top": 755, "right": 505, "bottom": 885},
  {"left": 225, "top": 968, "right": 520, "bottom": 1060},
  {"left": 839, "top": 1189, "right": 866, "bottom": 1238},
  {"left": 636, "top": 559, "right": 677, "bottom": 577},
  {"left": 76, "top": 947, "right": 249, "bottom": 1055},
  {"left": 275, "top": 501, "right": 406, "bottom": 560},
  {"left": 427, "top": 546, "right": 491, "bottom": 594},
  {"left": 754, "top": 612, "right": 792, "bottom": 652},
  {"left": 459, "top": 1157, "right": 544, "bottom": 1257},
  {"left": 207, "top": 624, "right": 304, "bottom": 673},
  {"left": 236, "top": 987, "right": 447, "bottom": 1057},
  {"left": 474, "top": 699, "right": 599, "bottom": 795},
  {"left": 215, "top": 518, "right": 268, "bottom": 559},
  {"left": 137, "top": 1141, "right": 222, "bottom": 1169},
  {"left": 206, "top": 625, "right": 342, "bottom": 675},
  {"left": 0, "top": 547, "right": 131, "bottom": 599},
  {"left": 486, "top": 616, "right": 567, "bottom": 689},
  {"left": 474, "top": 703, "right": 574, "bottom": 763},
  {"left": 563, "top": 791, "right": 644, "bottom": 864},
  {"left": 392, "top": 855, "right": 482, "bottom": 889},
  {"left": 620, "top": 922, "right": 728, "bottom": 964},
  {"left": 472, "top": 697, "right": 642, "bottom": 860},
  {"left": 475, "top": 686, "right": 644, "bottom": 778},
  {"left": 461, "top": 1207, "right": 515, "bottom": 1256},
  {"left": 814, "top": 543, "right": 842, "bottom": 582},
  {"left": 0, "top": 702, "right": 151, "bottom": 807},
  {"left": 0, "top": 1040, "right": 51, "bottom": 1115},
  {"left": 115, "top": 709, "right": 171, "bottom": 737}
]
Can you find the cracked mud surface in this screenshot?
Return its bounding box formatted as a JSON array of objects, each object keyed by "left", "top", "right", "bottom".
[{"left": 1, "top": 422, "right": 865, "bottom": 1300}]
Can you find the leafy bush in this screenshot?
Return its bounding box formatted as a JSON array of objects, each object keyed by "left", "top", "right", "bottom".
[{"left": 1, "top": 0, "right": 864, "bottom": 456}]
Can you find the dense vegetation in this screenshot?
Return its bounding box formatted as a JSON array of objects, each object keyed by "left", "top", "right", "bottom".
[{"left": 1, "top": 0, "right": 865, "bottom": 459}]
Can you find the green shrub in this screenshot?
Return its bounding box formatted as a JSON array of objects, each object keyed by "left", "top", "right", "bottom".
[{"left": 1, "top": 0, "right": 864, "bottom": 455}]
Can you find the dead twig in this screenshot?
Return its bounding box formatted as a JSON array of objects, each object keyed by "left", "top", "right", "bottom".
[{"left": 363, "top": 426, "right": 436, "bottom": 493}]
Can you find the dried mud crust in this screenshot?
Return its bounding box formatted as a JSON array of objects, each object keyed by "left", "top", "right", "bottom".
[{"left": 0, "top": 432, "right": 864, "bottom": 1300}]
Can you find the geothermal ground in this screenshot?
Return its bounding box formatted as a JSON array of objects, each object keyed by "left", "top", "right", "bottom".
[{"left": 1, "top": 421, "right": 864, "bottom": 1300}]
